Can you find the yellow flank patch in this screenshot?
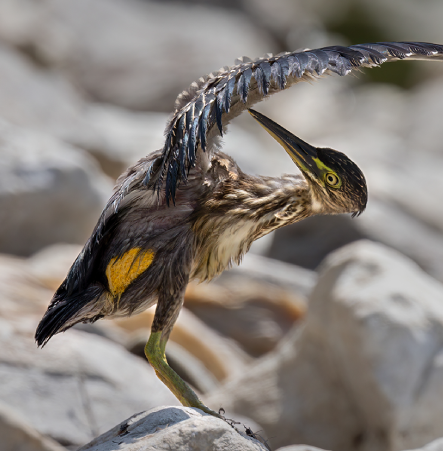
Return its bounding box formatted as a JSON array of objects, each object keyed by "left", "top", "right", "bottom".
[{"left": 106, "top": 248, "right": 154, "bottom": 297}]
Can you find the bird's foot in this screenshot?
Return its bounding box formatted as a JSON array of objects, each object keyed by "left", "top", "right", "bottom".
[{"left": 187, "top": 399, "right": 224, "bottom": 419}]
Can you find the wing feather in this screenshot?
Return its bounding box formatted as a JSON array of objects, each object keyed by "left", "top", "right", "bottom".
[{"left": 154, "top": 41, "right": 443, "bottom": 203}]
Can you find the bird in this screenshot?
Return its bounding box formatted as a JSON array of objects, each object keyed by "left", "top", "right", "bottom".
[{"left": 35, "top": 42, "right": 443, "bottom": 418}]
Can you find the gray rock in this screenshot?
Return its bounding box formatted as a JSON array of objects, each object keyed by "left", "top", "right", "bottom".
[
  {"left": 0, "top": 329, "right": 179, "bottom": 447},
  {"left": 0, "top": 120, "right": 112, "bottom": 255},
  {"left": 114, "top": 307, "right": 252, "bottom": 386},
  {"left": 0, "top": 0, "right": 276, "bottom": 111},
  {"left": 0, "top": 401, "right": 67, "bottom": 451},
  {"left": 83, "top": 105, "right": 169, "bottom": 179},
  {"left": 242, "top": 0, "right": 348, "bottom": 50},
  {"left": 0, "top": 42, "right": 102, "bottom": 150},
  {"left": 186, "top": 255, "right": 311, "bottom": 357},
  {"left": 207, "top": 241, "right": 443, "bottom": 451},
  {"left": 27, "top": 243, "right": 83, "bottom": 291},
  {"left": 0, "top": 42, "right": 165, "bottom": 179},
  {"left": 267, "top": 214, "right": 366, "bottom": 270},
  {"left": 78, "top": 406, "right": 268, "bottom": 451},
  {"left": 276, "top": 446, "right": 330, "bottom": 451},
  {"left": 0, "top": 253, "right": 52, "bottom": 331},
  {"left": 268, "top": 197, "right": 443, "bottom": 281},
  {"left": 406, "top": 438, "right": 443, "bottom": 451},
  {"left": 225, "top": 253, "right": 317, "bottom": 299}
]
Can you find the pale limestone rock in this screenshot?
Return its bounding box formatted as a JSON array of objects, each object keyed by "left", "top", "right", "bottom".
[
  {"left": 208, "top": 241, "right": 443, "bottom": 451},
  {"left": 0, "top": 0, "right": 276, "bottom": 110},
  {"left": 405, "top": 438, "right": 443, "bottom": 451},
  {"left": 0, "top": 330, "right": 178, "bottom": 447},
  {"left": 78, "top": 406, "right": 268, "bottom": 451},
  {"left": 0, "top": 401, "right": 66, "bottom": 451},
  {"left": 0, "top": 120, "right": 112, "bottom": 255},
  {"left": 276, "top": 446, "right": 330, "bottom": 451}
]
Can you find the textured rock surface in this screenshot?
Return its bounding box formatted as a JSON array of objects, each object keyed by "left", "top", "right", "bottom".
[
  {"left": 115, "top": 307, "right": 251, "bottom": 385},
  {"left": 0, "top": 120, "right": 112, "bottom": 255},
  {"left": 27, "top": 243, "right": 83, "bottom": 292},
  {"left": 276, "top": 446, "right": 330, "bottom": 451},
  {"left": 208, "top": 241, "right": 443, "bottom": 451},
  {"left": 78, "top": 406, "right": 268, "bottom": 451},
  {"left": 0, "top": 401, "right": 67, "bottom": 451},
  {"left": 185, "top": 255, "right": 308, "bottom": 357},
  {"left": 0, "top": 0, "right": 275, "bottom": 110},
  {"left": 0, "top": 42, "right": 100, "bottom": 149},
  {"left": 0, "top": 330, "right": 178, "bottom": 447},
  {"left": 405, "top": 438, "right": 443, "bottom": 451}
]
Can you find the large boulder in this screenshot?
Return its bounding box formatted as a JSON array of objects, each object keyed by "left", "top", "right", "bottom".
[
  {"left": 0, "top": 120, "right": 112, "bottom": 255},
  {"left": 267, "top": 200, "right": 443, "bottom": 281},
  {"left": 0, "top": 246, "right": 179, "bottom": 448},
  {"left": 185, "top": 254, "right": 312, "bottom": 357},
  {"left": 0, "top": 329, "right": 179, "bottom": 448},
  {"left": 405, "top": 438, "right": 443, "bottom": 451},
  {"left": 0, "top": 401, "right": 66, "bottom": 451},
  {"left": 207, "top": 241, "right": 443, "bottom": 451},
  {"left": 0, "top": 42, "right": 101, "bottom": 149},
  {"left": 0, "top": 0, "right": 276, "bottom": 111},
  {"left": 0, "top": 42, "right": 167, "bottom": 180},
  {"left": 78, "top": 406, "right": 268, "bottom": 451},
  {"left": 114, "top": 307, "right": 252, "bottom": 391}
]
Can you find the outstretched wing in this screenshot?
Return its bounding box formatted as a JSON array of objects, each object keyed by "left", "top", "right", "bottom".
[{"left": 147, "top": 41, "right": 443, "bottom": 202}]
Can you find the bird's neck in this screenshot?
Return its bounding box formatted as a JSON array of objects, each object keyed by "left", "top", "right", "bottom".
[{"left": 191, "top": 173, "right": 315, "bottom": 281}]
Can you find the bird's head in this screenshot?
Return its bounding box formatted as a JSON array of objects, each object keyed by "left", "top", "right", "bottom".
[{"left": 248, "top": 109, "right": 367, "bottom": 217}]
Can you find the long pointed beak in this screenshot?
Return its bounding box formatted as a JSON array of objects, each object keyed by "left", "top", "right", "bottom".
[{"left": 248, "top": 108, "right": 321, "bottom": 178}]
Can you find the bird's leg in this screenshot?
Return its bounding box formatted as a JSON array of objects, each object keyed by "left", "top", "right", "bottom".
[{"left": 144, "top": 288, "right": 222, "bottom": 419}]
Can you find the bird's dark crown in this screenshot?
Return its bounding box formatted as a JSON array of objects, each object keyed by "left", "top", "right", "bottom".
[{"left": 309, "top": 147, "right": 367, "bottom": 217}]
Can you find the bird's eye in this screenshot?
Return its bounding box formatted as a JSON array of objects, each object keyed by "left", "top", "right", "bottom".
[{"left": 325, "top": 172, "right": 341, "bottom": 187}]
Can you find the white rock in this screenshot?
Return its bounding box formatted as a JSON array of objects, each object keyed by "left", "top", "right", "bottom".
[
  {"left": 268, "top": 197, "right": 443, "bottom": 282},
  {"left": 406, "top": 438, "right": 443, "bottom": 451},
  {"left": 0, "top": 120, "right": 112, "bottom": 255},
  {"left": 208, "top": 241, "right": 443, "bottom": 451},
  {"left": 114, "top": 307, "right": 251, "bottom": 386},
  {"left": 0, "top": 330, "right": 179, "bottom": 447},
  {"left": 0, "top": 0, "right": 276, "bottom": 110},
  {"left": 276, "top": 446, "right": 330, "bottom": 451},
  {"left": 186, "top": 255, "right": 311, "bottom": 357},
  {"left": 78, "top": 406, "right": 268, "bottom": 451},
  {"left": 0, "top": 42, "right": 102, "bottom": 149},
  {"left": 83, "top": 105, "right": 169, "bottom": 178},
  {"left": 27, "top": 243, "right": 83, "bottom": 291},
  {"left": 0, "top": 401, "right": 66, "bottom": 451}
]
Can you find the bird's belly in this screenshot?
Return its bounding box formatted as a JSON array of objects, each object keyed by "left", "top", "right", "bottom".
[{"left": 191, "top": 219, "right": 257, "bottom": 281}]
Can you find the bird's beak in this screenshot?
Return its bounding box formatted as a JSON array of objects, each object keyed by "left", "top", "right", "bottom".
[{"left": 248, "top": 109, "right": 322, "bottom": 178}]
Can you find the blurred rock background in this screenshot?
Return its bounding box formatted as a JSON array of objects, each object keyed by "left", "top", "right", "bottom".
[{"left": 1, "top": 1, "right": 443, "bottom": 450}]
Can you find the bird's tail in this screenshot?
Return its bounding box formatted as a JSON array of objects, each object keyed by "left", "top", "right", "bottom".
[{"left": 35, "top": 284, "right": 105, "bottom": 347}]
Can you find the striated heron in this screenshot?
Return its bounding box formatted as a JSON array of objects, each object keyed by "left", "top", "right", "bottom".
[{"left": 36, "top": 42, "right": 443, "bottom": 417}]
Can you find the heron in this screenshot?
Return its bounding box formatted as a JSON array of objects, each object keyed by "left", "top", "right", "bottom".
[{"left": 36, "top": 42, "right": 443, "bottom": 417}]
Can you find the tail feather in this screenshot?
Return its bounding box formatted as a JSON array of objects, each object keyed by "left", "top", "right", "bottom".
[{"left": 35, "top": 284, "right": 104, "bottom": 347}]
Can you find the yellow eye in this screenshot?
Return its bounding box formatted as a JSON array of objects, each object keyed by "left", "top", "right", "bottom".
[{"left": 325, "top": 172, "right": 341, "bottom": 187}]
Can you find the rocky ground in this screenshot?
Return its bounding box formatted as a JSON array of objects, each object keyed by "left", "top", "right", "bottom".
[{"left": 1, "top": 1, "right": 443, "bottom": 450}]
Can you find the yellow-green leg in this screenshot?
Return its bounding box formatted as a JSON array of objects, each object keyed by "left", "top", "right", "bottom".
[{"left": 144, "top": 330, "right": 222, "bottom": 418}]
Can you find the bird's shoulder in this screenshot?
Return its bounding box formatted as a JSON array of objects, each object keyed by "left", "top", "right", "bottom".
[{"left": 96, "top": 149, "right": 238, "bottom": 238}]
